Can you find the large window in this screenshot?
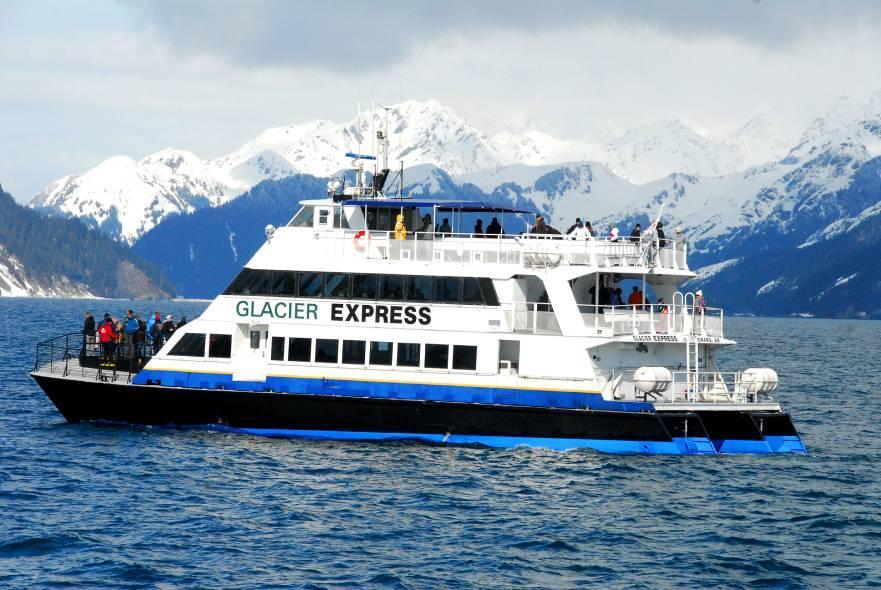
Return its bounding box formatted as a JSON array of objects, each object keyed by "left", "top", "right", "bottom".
[
  {"left": 271, "top": 271, "right": 298, "bottom": 297},
  {"left": 289, "top": 206, "right": 314, "bottom": 227},
  {"left": 208, "top": 334, "right": 232, "bottom": 359},
  {"left": 169, "top": 333, "right": 205, "bottom": 357},
  {"left": 223, "top": 268, "right": 271, "bottom": 296},
  {"left": 370, "top": 341, "right": 393, "bottom": 366},
  {"left": 461, "top": 278, "right": 483, "bottom": 305},
  {"left": 352, "top": 274, "right": 378, "bottom": 299},
  {"left": 298, "top": 272, "right": 323, "bottom": 297},
  {"left": 452, "top": 345, "right": 478, "bottom": 371},
  {"left": 407, "top": 276, "right": 433, "bottom": 302},
  {"left": 397, "top": 342, "right": 421, "bottom": 367},
  {"left": 288, "top": 338, "right": 311, "bottom": 362},
  {"left": 380, "top": 274, "right": 405, "bottom": 300},
  {"left": 342, "top": 340, "right": 366, "bottom": 365},
  {"left": 325, "top": 273, "right": 350, "bottom": 298},
  {"left": 270, "top": 336, "right": 285, "bottom": 361},
  {"left": 425, "top": 344, "right": 449, "bottom": 369},
  {"left": 315, "top": 339, "right": 339, "bottom": 364},
  {"left": 435, "top": 277, "right": 460, "bottom": 304}
]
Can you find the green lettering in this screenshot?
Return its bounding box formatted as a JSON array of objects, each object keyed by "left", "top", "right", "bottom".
[
  {"left": 260, "top": 302, "right": 273, "bottom": 318},
  {"left": 236, "top": 301, "right": 249, "bottom": 317},
  {"left": 294, "top": 303, "right": 305, "bottom": 319},
  {"left": 307, "top": 303, "right": 318, "bottom": 320},
  {"left": 274, "top": 302, "right": 287, "bottom": 319}
]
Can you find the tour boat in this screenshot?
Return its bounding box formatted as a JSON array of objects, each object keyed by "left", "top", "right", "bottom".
[{"left": 31, "top": 125, "right": 806, "bottom": 455}]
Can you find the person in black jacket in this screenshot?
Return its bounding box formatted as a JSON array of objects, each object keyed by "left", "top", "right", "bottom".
[
  {"left": 486, "top": 217, "right": 502, "bottom": 235},
  {"left": 630, "top": 223, "right": 641, "bottom": 242},
  {"left": 82, "top": 311, "right": 96, "bottom": 356},
  {"left": 656, "top": 222, "right": 666, "bottom": 247}
]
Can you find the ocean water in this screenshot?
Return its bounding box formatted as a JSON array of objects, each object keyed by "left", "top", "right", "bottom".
[{"left": 1, "top": 297, "right": 880, "bottom": 589}]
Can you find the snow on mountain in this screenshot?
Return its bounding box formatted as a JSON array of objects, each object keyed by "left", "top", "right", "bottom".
[
  {"left": 486, "top": 130, "right": 603, "bottom": 167},
  {"left": 32, "top": 149, "right": 237, "bottom": 243},
  {"left": 0, "top": 245, "right": 95, "bottom": 297}
]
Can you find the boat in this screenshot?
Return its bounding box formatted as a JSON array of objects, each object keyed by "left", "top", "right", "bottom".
[{"left": 31, "top": 119, "right": 806, "bottom": 455}]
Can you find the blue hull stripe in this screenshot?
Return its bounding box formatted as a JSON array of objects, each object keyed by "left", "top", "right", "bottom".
[
  {"left": 134, "top": 369, "right": 653, "bottom": 412},
  {"left": 763, "top": 435, "right": 808, "bottom": 454}
]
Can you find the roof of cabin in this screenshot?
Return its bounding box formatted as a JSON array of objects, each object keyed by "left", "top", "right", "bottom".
[{"left": 341, "top": 198, "right": 533, "bottom": 214}]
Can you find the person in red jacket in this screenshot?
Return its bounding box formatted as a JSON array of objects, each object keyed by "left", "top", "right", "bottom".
[
  {"left": 98, "top": 315, "right": 116, "bottom": 361},
  {"left": 627, "top": 286, "right": 643, "bottom": 306}
]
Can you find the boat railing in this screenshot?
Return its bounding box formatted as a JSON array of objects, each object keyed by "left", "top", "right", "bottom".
[
  {"left": 580, "top": 304, "right": 724, "bottom": 339},
  {"left": 505, "top": 302, "right": 561, "bottom": 335},
  {"left": 34, "top": 332, "right": 154, "bottom": 384},
  {"left": 608, "top": 369, "right": 773, "bottom": 404},
  {"left": 311, "top": 229, "right": 688, "bottom": 271}
]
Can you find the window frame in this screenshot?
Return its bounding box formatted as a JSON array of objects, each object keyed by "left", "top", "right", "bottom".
[
  {"left": 287, "top": 337, "right": 312, "bottom": 362},
  {"left": 452, "top": 344, "right": 478, "bottom": 371},
  {"left": 315, "top": 338, "right": 340, "bottom": 364},
  {"left": 169, "top": 333, "right": 206, "bottom": 358},
  {"left": 396, "top": 342, "right": 421, "bottom": 367},
  {"left": 424, "top": 343, "right": 450, "bottom": 370},
  {"left": 207, "top": 334, "right": 232, "bottom": 359}
]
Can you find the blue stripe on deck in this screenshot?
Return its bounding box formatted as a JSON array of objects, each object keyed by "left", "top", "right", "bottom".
[{"left": 133, "top": 369, "right": 653, "bottom": 412}]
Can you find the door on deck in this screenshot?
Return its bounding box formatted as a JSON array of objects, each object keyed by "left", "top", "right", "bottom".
[{"left": 232, "top": 323, "right": 268, "bottom": 382}]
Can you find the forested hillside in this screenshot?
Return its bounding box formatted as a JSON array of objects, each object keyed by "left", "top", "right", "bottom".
[{"left": 0, "top": 184, "right": 173, "bottom": 298}]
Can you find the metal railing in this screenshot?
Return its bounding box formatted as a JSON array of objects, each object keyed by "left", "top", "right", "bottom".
[
  {"left": 506, "top": 302, "right": 561, "bottom": 334},
  {"left": 579, "top": 304, "right": 724, "bottom": 338},
  {"left": 303, "top": 229, "right": 689, "bottom": 270},
  {"left": 608, "top": 368, "right": 774, "bottom": 405},
  {"left": 34, "top": 332, "right": 156, "bottom": 383}
]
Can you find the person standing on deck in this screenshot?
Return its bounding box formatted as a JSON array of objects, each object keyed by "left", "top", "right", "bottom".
[
  {"left": 394, "top": 213, "right": 407, "bottom": 240},
  {"left": 486, "top": 217, "right": 502, "bottom": 235},
  {"left": 473, "top": 219, "right": 484, "bottom": 236},
  {"left": 98, "top": 318, "right": 115, "bottom": 361},
  {"left": 630, "top": 223, "right": 642, "bottom": 242},
  {"left": 82, "top": 311, "right": 96, "bottom": 356},
  {"left": 162, "top": 315, "right": 177, "bottom": 342}
]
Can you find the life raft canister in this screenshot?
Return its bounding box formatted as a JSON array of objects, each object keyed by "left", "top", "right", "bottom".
[{"left": 353, "top": 230, "right": 370, "bottom": 252}]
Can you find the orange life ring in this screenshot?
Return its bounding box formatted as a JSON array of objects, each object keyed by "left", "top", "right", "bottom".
[{"left": 353, "top": 230, "right": 369, "bottom": 252}]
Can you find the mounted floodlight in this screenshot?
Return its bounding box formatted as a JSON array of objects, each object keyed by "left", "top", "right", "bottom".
[
  {"left": 265, "top": 224, "right": 276, "bottom": 240},
  {"left": 345, "top": 152, "right": 377, "bottom": 160}
]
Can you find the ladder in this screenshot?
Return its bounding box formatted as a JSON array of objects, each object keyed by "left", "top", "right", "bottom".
[{"left": 675, "top": 291, "right": 700, "bottom": 399}]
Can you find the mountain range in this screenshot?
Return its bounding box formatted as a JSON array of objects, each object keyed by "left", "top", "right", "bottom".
[{"left": 15, "top": 94, "right": 881, "bottom": 316}]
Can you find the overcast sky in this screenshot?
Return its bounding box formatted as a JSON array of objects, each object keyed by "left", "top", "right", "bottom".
[{"left": 2, "top": 0, "right": 881, "bottom": 202}]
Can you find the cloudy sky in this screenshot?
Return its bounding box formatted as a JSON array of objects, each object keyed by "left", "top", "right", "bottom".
[{"left": 2, "top": 0, "right": 881, "bottom": 202}]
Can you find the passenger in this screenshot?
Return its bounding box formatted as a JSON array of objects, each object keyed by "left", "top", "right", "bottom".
[
  {"left": 531, "top": 215, "right": 548, "bottom": 235},
  {"left": 569, "top": 219, "right": 590, "bottom": 240},
  {"left": 147, "top": 312, "right": 163, "bottom": 354},
  {"left": 82, "top": 311, "right": 96, "bottom": 357},
  {"left": 438, "top": 217, "right": 452, "bottom": 235},
  {"left": 98, "top": 317, "right": 116, "bottom": 361},
  {"left": 473, "top": 219, "right": 484, "bottom": 236},
  {"left": 631, "top": 223, "right": 641, "bottom": 242},
  {"left": 694, "top": 289, "right": 707, "bottom": 312},
  {"left": 627, "top": 286, "right": 642, "bottom": 306},
  {"left": 417, "top": 214, "right": 433, "bottom": 237},
  {"left": 585, "top": 221, "right": 597, "bottom": 237},
  {"left": 608, "top": 225, "right": 620, "bottom": 242},
  {"left": 656, "top": 222, "right": 666, "bottom": 248},
  {"left": 394, "top": 213, "right": 407, "bottom": 240},
  {"left": 613, "top": 287, "right": 624, "bottom": 306},
  {"left": 658, "top": 298, "right": 669, "bottom": 314},
  {"left": 566, "top": 217, "right": 582, "bottom": 235},
  {"left": 486, "top": 217, "right": 502, "bottom": 236},
  {"left": 177, "top": 315, "right": 188, "bottom": 329},
  {"left": 123, "top": 310, "right": 139, "bottom": 361},
  {"left": 134, "top": 314, "right": 147, "bottom": 360},
  {"left": 163, "top": 314, "right": 177, "bottom": 340}
]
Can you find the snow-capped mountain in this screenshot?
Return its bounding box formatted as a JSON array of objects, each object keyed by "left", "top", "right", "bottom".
[{"left": 31, "top": 98, "right": 798, "bottom": 243}]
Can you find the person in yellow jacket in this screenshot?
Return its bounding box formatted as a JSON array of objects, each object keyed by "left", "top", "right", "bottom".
[{"left": 394, "top": 213, "right": 407, "bottom": 240}]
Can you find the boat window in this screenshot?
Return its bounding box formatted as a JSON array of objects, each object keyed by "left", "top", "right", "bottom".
[
  {"left": 315, "top": 339, "right": 339, "bottom": 363},
  {"left": 452, "top": 345, "right": 478, "bottom": 371},
  {"left": 288, "top": 337, "right": 311, "bottom": 362},
  {"left": 435, "top": 277, "right": 460, "bottom": 304},
  {"left": 478, "top": 278, "right": 500, "bottom": 306},
  {"left": 271, "top": 271, "right": 298, "bottom": 297},
  {"left": 369, "top": 341, "right": 393, "bottom": 366},
  {"left": 169, "top": 333, "right": 205, "bottom": 357},
  {"left": 461, "top": 278, "right": 482, "bottom": 305},
  {"left": 425, "top": 344, "right": 449, "bottom": 369},
  {"left": 352, "top": 274, "right": 379, "bottom": 299},
  {"left": 380, "top": 275, "right": 405, "bottom": 301},
  {"left": 289, "top": 206, "right": 314, "bottom": 227},
  {"left": 208, "top": 334, "right": 232, "bottom": 359},
  {"left": 406, "top": 276, "right": 433, "bottom": 302},
  {"left": 342, "top": 340, "right": 366, "bottom": 365},
  {"left": 325, "top": 273, "right": 350, "bottom": 298},
  {"left": 318, "top": 208, "right": 331, "bottom": 226},
  {"left": 249, "top": 331, "right": 261, "bottom": 349},
  {"left": 223, "top": 268, "right": 271, "bottom": 296},
  {"left": 396, "top": 342, "right": 421, "bottom": 367},
  {"left": 270, "top": 337, "right": 285, "bottom": 361},
  {"left": 298, "top": 272, "right": 324, "bottom": 297}
]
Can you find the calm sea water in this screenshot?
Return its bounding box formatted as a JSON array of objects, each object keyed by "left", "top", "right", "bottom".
[{"left": 1, "top": 297, "right": 879, "bottom": 589}]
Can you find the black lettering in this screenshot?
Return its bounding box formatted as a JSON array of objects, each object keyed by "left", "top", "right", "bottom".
[
  {"left": 418, "top": 306, "right": 431, "bottom": 325},
  {"left": 390, "top": 306, "right": 403, "bottom": 324},
  {"left": 361, "top": 305, "right": 375, "bottom": 322},
  {"left": 404, "top": 306, "right": 417, "bottom": 325},
  {"left": 375, "top": 306, "right": 389, "bottom": 323},
  {"left": 345, "top": 303, "right": 360, "bottom": 322},
  {"left": 331, "top": 303, "right": 343, "bottom": 321}
]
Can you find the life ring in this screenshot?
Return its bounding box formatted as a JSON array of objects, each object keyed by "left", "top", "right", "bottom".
[{"left": 353, "top": 230, "right": 370, "bottom": 252}]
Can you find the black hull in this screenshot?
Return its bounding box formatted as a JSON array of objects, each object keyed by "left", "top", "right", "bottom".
[{"left": 32, "top": 374, "right": 804, "bottom": 454}]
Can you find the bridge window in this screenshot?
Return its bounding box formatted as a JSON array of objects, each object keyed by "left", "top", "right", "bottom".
[
  {"left": 425, "top": 344, "right": 449, "bottom": 369},
  {"left": 325, "top": 273, "right": 350, "bottom": 298},
  {"left": 289, "top": 206, "right": 314, "bottom": 227},
  {"left": 352, "top": 274, "right": 379, "bottom": 299},
  {"left": 369, "top": 341, "right": 393, "bottom": 366},
  {"left": 169, "top": 333, "right": 205, "bottom": 357},
  {"left": 271, "top": 271, "right": 298, "bottom": 296},
  {"left": 452, "top": 345, "right": 477, "bottom": 371},
  {"left": 223, "top": 268, "right": 271, "bottom": 296},
  {"left": 397, "top": 342, "right": 420, "bottom": 367},
  {"left": 406, "top": 276, "right": 433, "bottom": 302},
  {"left": 342, "top": 340, "right": 366, "bottom": 365},
  {"left": 315, "top": 339, "right": 339, "bottom": 364},
  {"left": 298, "top": 272, "right": 323, "bottom": 297},
  {"left": 380, "top": 274, "right": 405, "bottom": 301},
  {"left": 270, "top": 337, "right": 285, "bottom": 361},
  {"left": 208, "top": 334, "right": 232, "bottom": 359},
  {"left": 461, "top": 278, "right": 482, "bottom": 305},
  {"left": 288, "top": 338, "right": 311, "bottom": 362}
]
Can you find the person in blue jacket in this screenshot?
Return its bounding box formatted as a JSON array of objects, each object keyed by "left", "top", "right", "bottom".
[{"left": 123, "top": 309, "right": 139, "bottom": 362}]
